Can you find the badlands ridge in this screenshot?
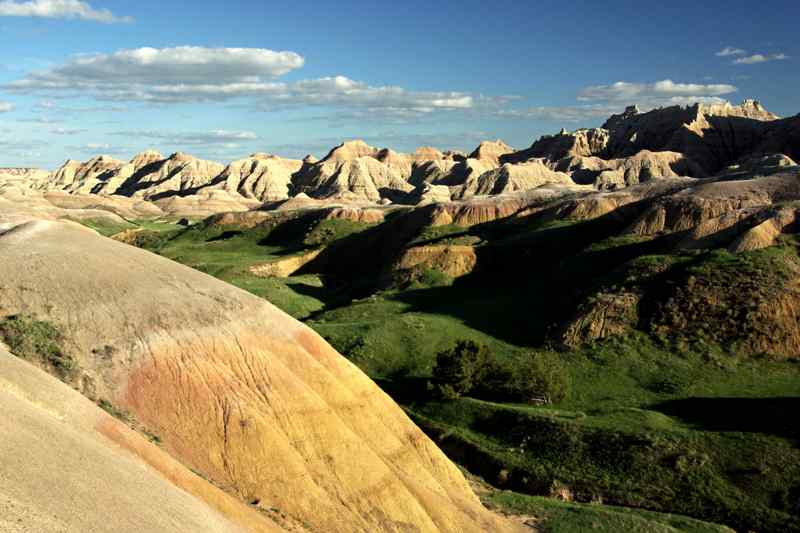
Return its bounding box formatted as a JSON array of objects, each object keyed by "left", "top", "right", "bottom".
[{"left": 3, "top": 99, "right": 795, "bottom": 221}]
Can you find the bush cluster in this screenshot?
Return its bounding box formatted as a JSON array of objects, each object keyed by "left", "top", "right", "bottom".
[
  {"left": 430, "top": 340, "right": 570, "bottom": 404},
  {"left": 0, "top": 314, "right": 75, "bottom": 377}
]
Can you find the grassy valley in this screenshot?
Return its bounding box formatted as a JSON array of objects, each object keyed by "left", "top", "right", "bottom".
[{"left": 106, "top": 203, "right": 800, "bottom": 532}]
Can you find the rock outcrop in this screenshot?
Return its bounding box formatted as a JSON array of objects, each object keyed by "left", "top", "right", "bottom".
[
  {"left": 49, "top": 155, "right": 131, "bottom": 195},
  {"left": 292, "top": 144, "right": 414, "bottom": 202},
  {"left": 503, "top": 128, "right": 610, "bottom": 164},
  {"left": 468, "top": 140, "right": 514, "bottom": 166},
  {"left": 216, "top": 153, "right": 304, "bottom": 201},
  {"left": 395, "top": 245, "right": 478, "bottom": 278},
  {"left": 117, "top": 152, "right": 226, "bottom": 199},
  {"left": 455, "top": 161, "right": 574, "bottom": 198}
]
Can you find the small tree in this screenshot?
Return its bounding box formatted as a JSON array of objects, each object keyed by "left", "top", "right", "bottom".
[
  {"left": 431, "top": 340, "right": 493, "bottom": 399},
  {"left": 506, "top": 352, "right": 571, "bottom": 405}
]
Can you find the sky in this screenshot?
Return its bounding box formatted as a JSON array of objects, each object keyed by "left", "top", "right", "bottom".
[{"left": 0, "top": 0, "right": 798, "bottom": 168}]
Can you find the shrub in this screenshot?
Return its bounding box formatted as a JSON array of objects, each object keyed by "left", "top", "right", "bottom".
[
  {"left": 431, "top": 340, "right": 494, "bottom": 398},
  {"left": 0, "top": 314, "right": 75, "bottom": 377},
  {"left": 415, "top": 267, "right": 453, "bottom": 288},
  {"left": 431, "top": 341, "right": 571, "bottom": 404},
  {"left": 504, "top": 352, "right": 571, "bottom": 404}
]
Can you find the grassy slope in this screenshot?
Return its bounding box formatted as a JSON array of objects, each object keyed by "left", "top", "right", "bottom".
[
  {"left": 130, "top": 217, "right": 373, "bottom": 319},
  {"left": 86, "top": 212, "right": 800, "bottom": 532},
  {"left": 489, "top": 492, "right": 732, "bottom": 533},
  {"left": 404, "top": 336, "right": 800, "bottom": 532}
]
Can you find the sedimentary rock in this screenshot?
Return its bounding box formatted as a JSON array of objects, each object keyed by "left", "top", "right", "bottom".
[
  {"left": 0, "top": 217, "right": 518, "bottom": 533},
  {"left": 216, "top": 153, "right": 303, "bottom": 201},
  {"left": 455, "top": 161, "right": 574, "bottom": 198}
]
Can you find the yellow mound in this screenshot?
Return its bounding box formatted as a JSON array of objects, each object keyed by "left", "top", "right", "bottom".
[{"left": 0, "top": 218, "right": 518, "bottom": 533}]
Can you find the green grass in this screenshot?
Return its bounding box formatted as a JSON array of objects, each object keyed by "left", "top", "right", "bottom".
[
  {"left": 409, "top": 224, "right": 482, "bottom": 246},
  {"left": 489, "top": 492, "right": 732, "bottom": 533},
  {"left": 402, "top": 334, "right": 800, "bottom": 532},
  {"left": 74, "top": 217, "right": 183, "bottom": 237},
  {"left": 304, "top": 218, "right": 378, "bottom": 246},
  {"left": 0, "top": 315, "right": 75, "bottom": 377},
  {"left": 226, "top": 273, "right": 328, "bottom": 319},
  {"left": 98, "top": 398, "right": 131, "bottom": 422},
  {"left": 72, "top": 216, "right": 136, "bottom": 236},
  {"left": 130, "top": 218, "right": 375, "bottom": 319},
  {"left": 310, "top": 292, "right": 526, "bottom": 378}
]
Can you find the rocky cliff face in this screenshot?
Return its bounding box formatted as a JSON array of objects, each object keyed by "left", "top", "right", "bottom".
[
  {"left": 601, "top": 100, "right": 783, "bottom": 173},
  {"left": 503, "top": 100, "right": 785, "bottom": 180}
]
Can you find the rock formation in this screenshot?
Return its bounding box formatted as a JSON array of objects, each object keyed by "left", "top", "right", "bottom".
[
  {"left": 0, "top": 216, "right": 518, "bottom": 533},
  {"left": 216, "top": 153, "right": 304, "bottom": 201},
  {"left": 455, "top": 161, "right": 574, "bottom": 198},
  {"left": 116, "top": 152, "right": 226, "bottom": 198},
  {"left": 503, "top": 128, "right": 610, "bottom": 164},
  {"left": 468, "top": 140, "right": 515, "bottom": 166}
]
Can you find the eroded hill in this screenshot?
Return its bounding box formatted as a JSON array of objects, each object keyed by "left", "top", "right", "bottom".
[{"left": 0, "top": 216, "right": 519, "bottom": 533}]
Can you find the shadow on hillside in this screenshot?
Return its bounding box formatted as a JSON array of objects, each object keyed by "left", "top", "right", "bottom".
[
  {"left": 389, "top": 208, "right": 683, "bottom": 346},
  {"left": 392, "top": 281, "right": 549, "bottom": 346},
  {"left": 652, "top": 397, "right": 800, "bottom": 439},
  {"left": 374, "top": 377, "right": 433, "bottom": 405},
  {"left": 286, "top": 279, "right": 355, "bottom": 310},
  {"left": 206, "top": 230, "right": 243, "bottom": 241}
]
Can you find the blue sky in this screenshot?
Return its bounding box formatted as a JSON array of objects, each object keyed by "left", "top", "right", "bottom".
[{"left": 0, "top": 0, "right": 798, "bottom": 168}]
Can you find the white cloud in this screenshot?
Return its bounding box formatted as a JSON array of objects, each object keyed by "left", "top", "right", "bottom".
[
  {"left": 49, "top": 126, "right": 86, "bottom": 135},
  {"left": 256, "top": 75, "right": 481, "bottom": 114},
  {"left": 659, "top": 96, "right": 730, "bottom": 106},
  {"left": 496, "top": 81, "right": 738, "bottom": 124},
  {"left": 497, "top": 104, "right": 620, "bottom": 122},
  {"left": 6, "top": 46, "right": 305, "bottom": 101},
  {"left": 110, "top": 129, "right": 259, "bottom": 146},
  {"left": 578, "top": 80, "right": 737, "bottom": 103},
  {"left": 733, "top": 53, "right": 789, "bottom": 65},
  {"left": 34, "top": 99, "right": 128, "bottom": 113},
  {"left": 0, "top": 0, "right": 132, "bottom": 23},
  {"left": 4, "top": 47, "right": 503, "bottom": 114},
  {"left": 716, "top": 46, "right": 746, "bottom": 57},
  {"left": 0, "top": 101, "right": 13, "bottom": 112}
]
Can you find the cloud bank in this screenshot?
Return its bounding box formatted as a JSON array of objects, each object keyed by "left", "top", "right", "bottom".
[
  {"left": 5, "top": 46, "right": 507, "bottom": 115},
  {"left": 0, "top": 0, "right": 132, "bottom": 23},
  {"left": 111, "top": 129, "right": 259, "bottom": 146},
  {"left": 578, "top": 80, "right": 737, "bottom": 102}
]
